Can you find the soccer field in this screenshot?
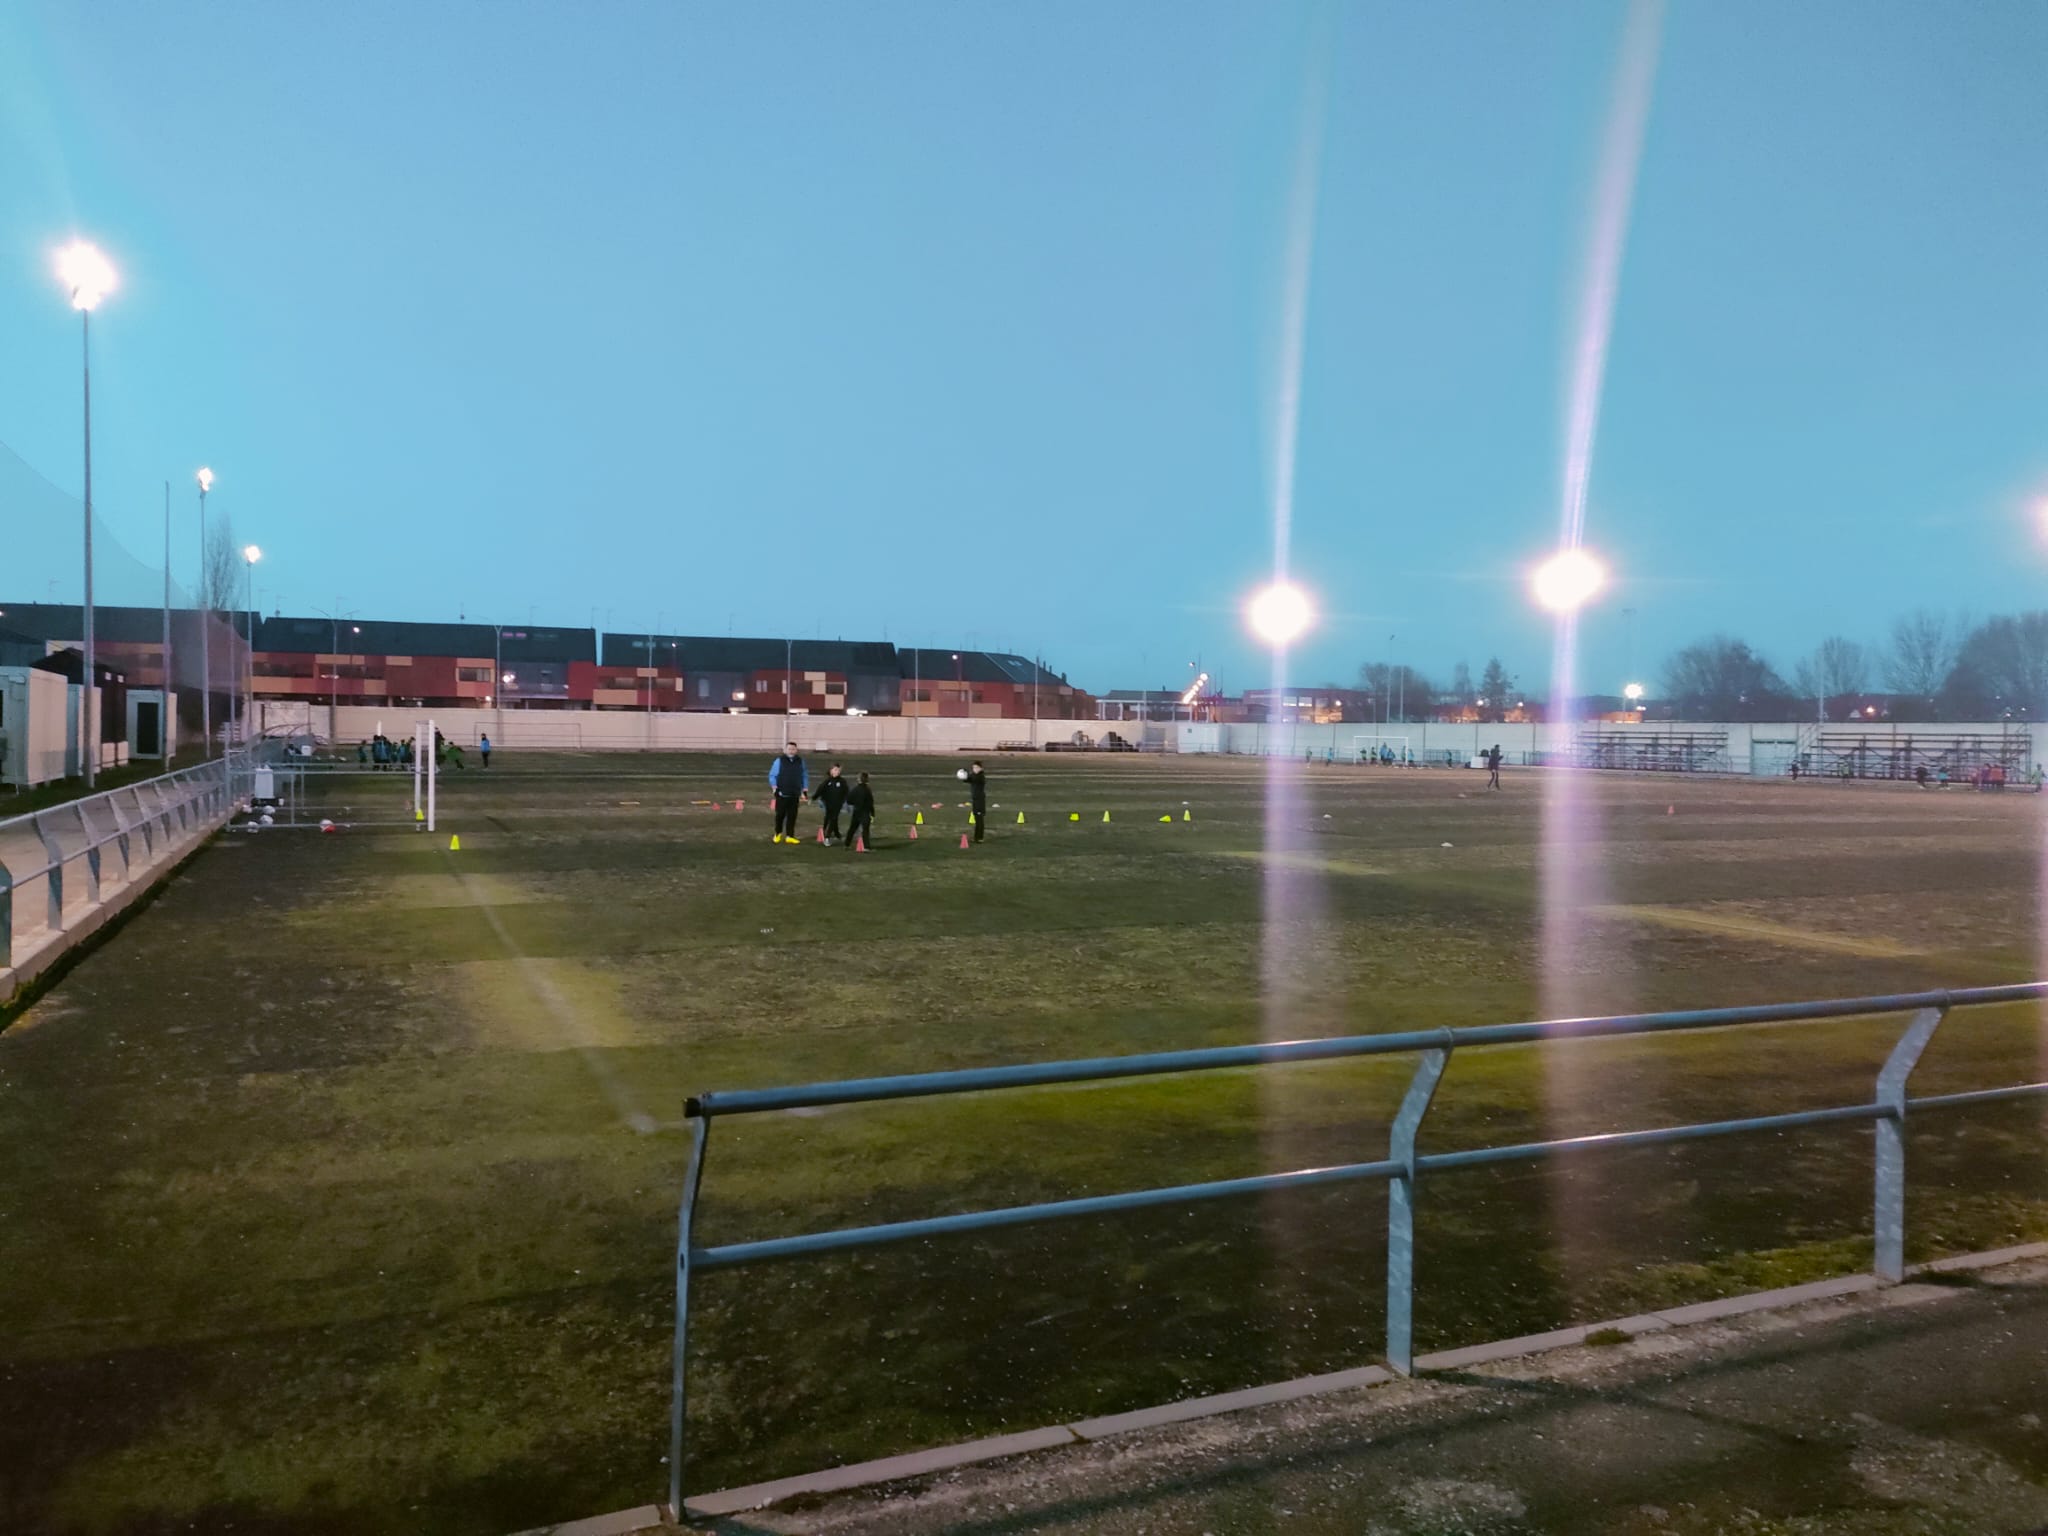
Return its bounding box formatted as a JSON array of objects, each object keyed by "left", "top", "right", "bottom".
[{"left": 3, "top": 752, "right": 2045, "bottom": 1534}]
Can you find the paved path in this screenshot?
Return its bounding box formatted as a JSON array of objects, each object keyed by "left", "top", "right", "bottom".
[{"left": 684, "top": 1256, "right": 2048, "bottom": 1536}]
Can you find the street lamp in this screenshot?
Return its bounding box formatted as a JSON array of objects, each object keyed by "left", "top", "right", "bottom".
[
  {"left": 314, "top": 605, "right": 358, "bottom": 744},
  {"left": 1530, "top": 547, "right": 1608, "bottom": 614},
  {"left": 1245, "top": 580, "right": 1314, "bottom": 648},
  {"left": 196, "top": 469, "right": 215, "bottom": 755},
  {"left": 240, "top": 545, "right": 262, "bottom": 743},
  {"left": 58, "top": 240, "right": 116, "bottom": 785}
]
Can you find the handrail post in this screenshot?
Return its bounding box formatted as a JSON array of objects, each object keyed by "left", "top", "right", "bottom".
[
  {"left": 1387, "top": 1044, "right": 1450, "bottom": 1375},
  {"left": 668, "top": 1113, "right": 711, "bottom": 1521},
  {"left": 33, "top": 813, "right": 63, "bottom": 934},
  {"left": 76, "top": 804, "right": 100, "bottom": 903},
  {"left": 1875, "top": 1006, "right": 1945, "bottom": 1282}
]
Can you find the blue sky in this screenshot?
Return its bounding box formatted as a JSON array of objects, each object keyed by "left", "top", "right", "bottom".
[{"left": 2, "top": 1, "right": 2044, "bottom": 698}]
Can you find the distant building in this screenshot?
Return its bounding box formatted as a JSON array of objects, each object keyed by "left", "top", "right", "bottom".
[
  {"left": 898, "top": 649, "right": 1090, "bottom": 721},
  {"left": 1240, "top": 686, "right": 1377, "bottom": 724}
]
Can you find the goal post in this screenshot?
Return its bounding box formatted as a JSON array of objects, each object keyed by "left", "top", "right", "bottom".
[{"left": 1351, "top": 733, "right": 1414, "bottom": 763}]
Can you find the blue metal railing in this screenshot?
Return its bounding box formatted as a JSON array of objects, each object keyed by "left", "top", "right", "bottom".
[{"left": 668, "top": 983, "right": 2048, "bottom": 1515}]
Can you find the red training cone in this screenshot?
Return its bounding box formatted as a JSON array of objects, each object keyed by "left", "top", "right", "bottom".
[
  {"left": 855, "top": 833, "right": 868, "bottom": 853},
  {"left": 909, "top": 824, "right": 918, "bottom": 840},
  {"left": 816, "top": 826, "right": 826, "bottom": 844},
  {"left": 959, "top": 833, "right": 970, "bottom": 849}
]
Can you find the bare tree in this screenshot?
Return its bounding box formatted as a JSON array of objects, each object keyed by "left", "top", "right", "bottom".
[
  {"left": 200, "top": 518, "right": 239, "bottom": 614},
  {"left": 1663, "top": 636, "right": 1794, "bottom": 721},
  {"left": 1794, "top": 636, "right": 1870, "bottom": 715},
  {"left": 1356, "top": 661, "right": 1435, "bottom": 722},
  {"left": 1941, "top": 613, "right": 2048, "bottom": 718},
  {"left": 1884, "top": 610, "right": 1959, "bottom": 697},
  {"left": 1476, "top": 658, "right": 1513, "bottom": 722},
  {"left": 1451, "top": 660, "right": 1473, "bottom": 704}
]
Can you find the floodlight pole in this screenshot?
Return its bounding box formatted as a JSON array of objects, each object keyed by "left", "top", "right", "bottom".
[
  {"left": 162, "top": 481, "right": 173, "bottom": 762},
  {"left": 80, "top": 309, "right": 97, "bottom": 787},
  {"left": 198, "top": 480, "right": 211, "bottom": 757}
]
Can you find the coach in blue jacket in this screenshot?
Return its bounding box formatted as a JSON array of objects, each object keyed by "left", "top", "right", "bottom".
[{"left": 768, "top": 742, "right": 809, "bottom": 845}]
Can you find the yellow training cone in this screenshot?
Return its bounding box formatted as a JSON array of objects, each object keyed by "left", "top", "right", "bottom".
[
  {"left": 915, "top": 811, "right": 925, "bottom": 825},
  {"left": 1102, "top": 810, "right": 1111, "bottom": 823},
  {"left": 1159, "top": 814, "right": 1172, "bottom": 823},
  {"left": 1183, "top": 808, "right": 1192, "bottom": 822},
  {"left": 969, "top": 812, "right": 977, "bottom": 825},
  {"left": 1069, "top": 812, "right": 1080, "bottom": 822},
  {"left": 449, "top": 834, "right": 461, "bottom": 851},
  {"left": 414, "top": 807, "right": 424, "bottom": 823},
  {"left": 1016, "top": 811, "right": 1025, "bottom": 824}
]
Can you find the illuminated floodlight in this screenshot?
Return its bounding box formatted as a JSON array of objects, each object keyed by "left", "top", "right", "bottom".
[
  {"left": 1623, "top": 682, "right": 1644, "bottom": 702},
  {"left": 1180, "top": 671, "right": 1210, "bottom": 706},
  {"left": 197, "top": 467, "right": 215, "bottom": 492},
  {"left": 56, "top": 241, "right": 117, "bottom": 311},
  {"left": 1245, "top": 581, "right": 1314, "bottom": 647},
  {"left": 242, "top": 544, "right": 262, "bottom": 564},
  {"left": 501, "top": 671, "right": 517, "bottom": 685},
  {"left": 1531, "top": 547, "right": 1608, "bottom": 614}
]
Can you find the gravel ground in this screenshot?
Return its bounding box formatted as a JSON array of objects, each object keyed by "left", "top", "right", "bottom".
[{"left": 678, "top": 1257, "right": 2048, "bottom": 1536}]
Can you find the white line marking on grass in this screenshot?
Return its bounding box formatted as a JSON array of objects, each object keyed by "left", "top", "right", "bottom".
[{"left": 446, "top": 864, "right": 661, "bottom": 1135}]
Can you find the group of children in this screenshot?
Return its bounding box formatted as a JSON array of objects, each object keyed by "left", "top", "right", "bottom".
[
  {"left": 357, "top": 731, "right": 492, "bottom": 772},
  {"left": 766, "top": 742, "right": 990, "bottom": 849}
]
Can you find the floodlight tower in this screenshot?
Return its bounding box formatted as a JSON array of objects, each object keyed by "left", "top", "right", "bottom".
[{"left": 58, "top": 241, "right": 116, "bottom": 785}]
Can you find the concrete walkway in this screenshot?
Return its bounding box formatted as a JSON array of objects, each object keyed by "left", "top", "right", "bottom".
[{"left": 670, "top": 1254, "right": 2048, "bottom": 1536}]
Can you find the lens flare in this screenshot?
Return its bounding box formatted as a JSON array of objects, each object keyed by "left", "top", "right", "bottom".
[
  {"left": 1246, "top": 581, "right": 1314, "bottom": 647},
  {"left": 56, "top": 241, "right": 117, "bottom": 311},
  {"left": 1531, "top": 548, "right": 1608, "bottom": 614}
]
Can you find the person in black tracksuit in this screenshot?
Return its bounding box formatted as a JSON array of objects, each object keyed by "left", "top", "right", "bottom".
[
  {"left": 768, "top": 742, "right": 809, "bottom": 843},
  {"left": 966, "top": 760, "right": 988, "bottom": 842},
  {"left": 845, "top": 771, "right": 876, "bottom": 850},
  {"left": 813, "top": 764, "right": 851, "bottom": 844}
]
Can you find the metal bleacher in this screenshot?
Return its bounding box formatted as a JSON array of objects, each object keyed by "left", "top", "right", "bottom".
[
  {"left": 1574, "top": 727, "right": 1731, "bottom": 774},
  {"left": 1805, "top": 731, "right": 2032, "bottom": 783}
]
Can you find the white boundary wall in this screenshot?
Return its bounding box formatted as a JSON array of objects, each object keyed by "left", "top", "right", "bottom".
[{"left": 254, "top": 702, "right": 2048, "bottom": 775}]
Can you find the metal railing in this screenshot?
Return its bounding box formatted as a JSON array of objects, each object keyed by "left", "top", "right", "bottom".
[
  {"left": 668, "top": 983, "right": 2048, "bottom": 1513},
  {"left": 0, "top": 751, "right": 255, "bottom": 971}
]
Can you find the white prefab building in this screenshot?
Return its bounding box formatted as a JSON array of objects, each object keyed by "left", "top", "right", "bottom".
[{"left": 0, "top": 666, "right": 72, "bottom": 787}]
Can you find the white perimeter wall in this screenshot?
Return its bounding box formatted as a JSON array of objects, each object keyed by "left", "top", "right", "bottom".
[{"left": 250, "top": 701, "right": 2048, "bottom": 775}]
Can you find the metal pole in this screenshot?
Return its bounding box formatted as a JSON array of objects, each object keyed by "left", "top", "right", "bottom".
[
  {"left": 426, "top": 716, "right": 437, "bottom": 832},
  {"left": 1874, "top": 1007, "right": 1944, "bottom": 1283},
  {"left": 81, "top": 311, "right": 96, "bottom": 787},
  {"left": 243, "top": 561, "right": 255, "bottom": 744},
  {"left": 668, "top": 1115, "right": 710, "bottom": 1520},
  {"left": 1386, "top": 1046, "right": 1449, "bottom": 1375},
  {"left": 199, "top": 485, "right": 211, "bottom": 758},
  {"left": 332, "top": 612, "right": 340, "bottom": 745},
  {"left": 162, "top": 481, "right": 172, "bottom": 762},
  {"left": 495, "top": 625, "right": 503, "bottom": 744}
]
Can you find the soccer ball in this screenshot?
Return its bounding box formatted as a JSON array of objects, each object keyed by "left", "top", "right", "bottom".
[{"left": 956, "top": 768, "right": 969, "bottom": 780}]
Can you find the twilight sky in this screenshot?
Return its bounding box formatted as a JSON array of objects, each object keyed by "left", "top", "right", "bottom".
[{"left": 2, "top": 1, "right": 2045, "bottom": 698}]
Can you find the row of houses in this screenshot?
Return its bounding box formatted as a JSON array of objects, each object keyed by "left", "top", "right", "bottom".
[{"left": 0, "top": 604, "right": 1095, "bottom": 725}]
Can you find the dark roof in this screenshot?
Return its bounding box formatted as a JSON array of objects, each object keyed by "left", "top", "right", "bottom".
[
  {"left": 899, "top": 649, "right": 1067, "bottom": 686},
  {"left": 258, "top": 615, "right": 495, "bottom": 657},
  {"left": 30, "top": 647, "right": 127, "bottom": 684},
  {"left": 493, "top": 626, "right": 595, "bottom": 664},
  {"left": 0, "top": 602, "right": 185, "bottom": 646},
  {"left": 603, "top": 634, "right": 902, "bottom": 673},
  {"left": 0, "top": 625, "right": 46, "bottom": 666}
]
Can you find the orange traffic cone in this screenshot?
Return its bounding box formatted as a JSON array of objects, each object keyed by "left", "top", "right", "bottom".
[{"left": 959, "top": 832, "right": 970, "bottom": 850}]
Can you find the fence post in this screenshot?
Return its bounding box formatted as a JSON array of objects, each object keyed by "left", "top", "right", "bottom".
[
  {"left": 1387, "top": 1043, "right": 1451, "bottom": 1375},
  {"left": 76, "top": 805, "right": 100, "bottom": 903},
  {"left": 33, "top": 813, "right": 64, "bottom": 934},
  {"left": 669, "top": 1113, "right": 711, "bottom": 1521},
  {"left": 1875, "top": 1006, "right": 1945, "bottom": 1283}
]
